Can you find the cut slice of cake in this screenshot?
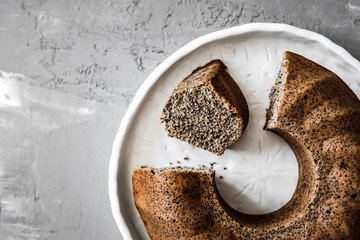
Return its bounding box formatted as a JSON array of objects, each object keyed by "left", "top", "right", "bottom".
[{"left": 160, "top": 60, "right": 249, "bottom": 155}]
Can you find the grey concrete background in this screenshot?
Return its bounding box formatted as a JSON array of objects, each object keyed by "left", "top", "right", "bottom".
[{"left": 0, "top": 0, "right": 359, "bottom": 239}]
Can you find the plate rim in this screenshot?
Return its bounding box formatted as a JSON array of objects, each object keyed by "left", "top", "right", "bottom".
[{"left": 108, "top": 22, "right": 360, "bottom": 239}]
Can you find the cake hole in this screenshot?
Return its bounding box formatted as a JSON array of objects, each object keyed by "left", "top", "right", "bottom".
[
  {"left": 350, "top": 193, "right": 357, "bottom": 199},
  {"left": 183, "top": 189, "right": 191, "bottom": 194},
  {"left": 215, "top": 129, "right": 298, "bottom": 215},
  {"left": 326, "top": 210, "right": 331, "bottom": 214},
  {"left": 304, "top": 94, "right": 308, "bottom": 100}
]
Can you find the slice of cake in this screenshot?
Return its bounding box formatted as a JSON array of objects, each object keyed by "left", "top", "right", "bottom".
[{"left": 160, "top": 60, "right": 249, "bottom": 155}]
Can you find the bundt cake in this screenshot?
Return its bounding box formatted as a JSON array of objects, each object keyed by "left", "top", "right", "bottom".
[
  {"left": 133, "top": 52, "right": 360, "bottom": 239},
  {"left": 160, "top": 59, "right": 249, "bottom": 155}
]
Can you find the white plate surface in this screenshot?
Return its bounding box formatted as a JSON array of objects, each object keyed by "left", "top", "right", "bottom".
[{"left": 108, "top": 23, "right": 360, "bottom": 240}]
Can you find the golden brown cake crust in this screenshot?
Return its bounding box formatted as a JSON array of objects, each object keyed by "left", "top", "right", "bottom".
[
  {"left": 264, "top": 51, "right": 360, "bottom": 239},
  {"left": 133, "top": 52, "right": 360, "bottom": 239},
  {"left": 176, "top": 60, "right": 248, "bottom": 117}
]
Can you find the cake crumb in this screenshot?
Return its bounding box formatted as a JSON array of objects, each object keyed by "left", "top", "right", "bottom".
[
  {"left": 184, "top": 156, "right": 189, "bottom": 160},
  {"left": 160, "top": 60, "right": 249, "bottom": 155},
  {"left": 219, "top": 176, "right": 223, "bottom": 179}
]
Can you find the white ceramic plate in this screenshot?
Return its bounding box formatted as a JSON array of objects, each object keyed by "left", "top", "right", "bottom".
[{"left": 108, "top": 23, "right": 360, "bottom": 240}]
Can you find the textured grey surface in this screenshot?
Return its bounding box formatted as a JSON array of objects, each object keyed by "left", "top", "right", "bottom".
[{"left": 0, "top": 0, "right": 359, "bottom": 239}]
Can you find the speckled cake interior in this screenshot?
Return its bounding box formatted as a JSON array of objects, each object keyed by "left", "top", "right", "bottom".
[
  {"left": 160, "top": 60, "right": 249, "bottom": 155},
  {"left": 266, "top": 62, "right": 287, "bottom": 127}
]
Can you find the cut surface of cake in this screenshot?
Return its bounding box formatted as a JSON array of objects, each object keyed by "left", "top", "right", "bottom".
[{"left": 160, "top": 60, "right": 249, "bottom": 155}]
